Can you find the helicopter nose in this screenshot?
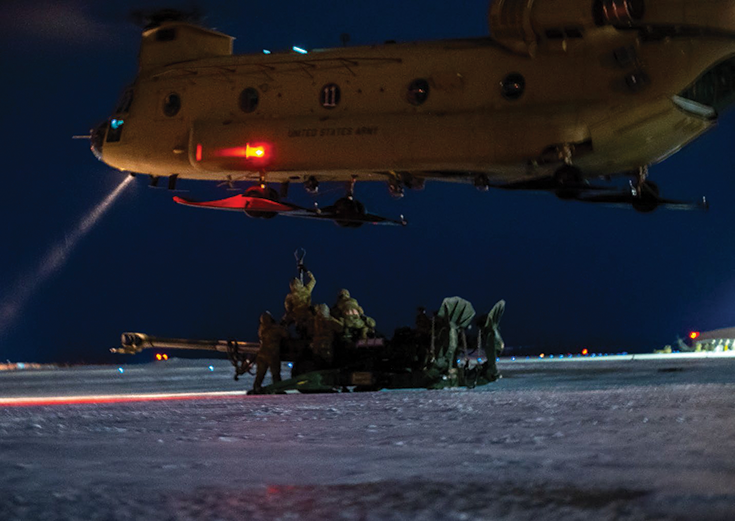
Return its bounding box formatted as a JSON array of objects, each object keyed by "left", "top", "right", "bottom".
[{"left": 90, "top": 120, "right": 107, "bottom": 161}]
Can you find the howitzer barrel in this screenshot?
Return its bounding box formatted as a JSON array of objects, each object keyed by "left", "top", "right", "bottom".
[{"left": 113, "top": 332, "right": 259, "bottom": 356}]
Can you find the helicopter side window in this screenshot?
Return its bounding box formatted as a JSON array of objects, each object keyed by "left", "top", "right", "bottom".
[
  {"left": 407, "top": 79, "right": 430, "bottom": 106},
  {"left": 115, "top": 88, "right": 134, "bottom": 114},
  {"left": 163, "top": 93, "right": 181, "bottom": 117},
  {"left": 501, "top": 73, "right": 526, "bottom": 101}
]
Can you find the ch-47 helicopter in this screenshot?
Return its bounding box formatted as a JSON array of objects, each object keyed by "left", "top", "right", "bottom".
[{"left": 89, "top": 0, "right": 735, "bottom": 226}]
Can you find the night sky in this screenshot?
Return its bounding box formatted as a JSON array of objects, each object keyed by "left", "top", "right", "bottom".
[{"left": 2, "top": 0, "right": 734, "bottom": 364}]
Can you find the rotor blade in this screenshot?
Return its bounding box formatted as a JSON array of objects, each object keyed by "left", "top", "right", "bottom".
[
  {"left": 577, "top": 191, "right": 709, "bottom": 211},
  {"left": 173, "top": 195, "right": 301, "bottom": 213}
]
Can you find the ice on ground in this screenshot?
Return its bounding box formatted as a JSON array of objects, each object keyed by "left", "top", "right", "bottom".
[{"left": 0, "top": 357, "right": 734, "bottom": 520}]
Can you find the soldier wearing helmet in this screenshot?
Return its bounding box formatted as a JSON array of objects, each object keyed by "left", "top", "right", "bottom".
[
  {"left": 331, "top": 289, "right": 375, "bottom": 340},
  {"left": 253, "top": 311, "right": 288, "bottom": 393},
  {"left": 311, "top": 303, "right": 344, "bottom": 365},
  {"left": 283, "top": 271, "right": 316, "bottom": 338}
]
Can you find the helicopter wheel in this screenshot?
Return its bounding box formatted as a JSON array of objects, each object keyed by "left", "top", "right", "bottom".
[
  {"left": 632, "top": 181, "right": 660, "bottom": 213},
  {"left": 333, "top": 197, "right": 366, "bottom": 228},
  {"left": 244, "top": 185, "right": 280, "bottom": 219},
  {"left": 554, "top": 164, "right": 583, "bottom": 200}
]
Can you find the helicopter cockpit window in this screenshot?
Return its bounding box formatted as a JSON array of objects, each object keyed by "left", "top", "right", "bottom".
[
  {"left": 407, "top": 79, "right": 430, "bottom": 106},
  {"left": 163, "top": 93, "right": 181, "bottom": 117},
  {"left": 106, "top": 118, "right": 124, "bottom": 143},
  {"left": 239, "top": 87, "right": 260, "bottom": 113},
  {"left": 115, "top": 88, "right": 134, "bottom": 114},
  {"left": 501, "top": 73, "right": 526, "bottom": 101}
]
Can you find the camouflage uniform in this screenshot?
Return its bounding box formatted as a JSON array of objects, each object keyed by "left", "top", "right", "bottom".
[
  {"left": 283, "top": 271, "right": 316, "bottom": 337},
  {"left": 253, "top": 312, "right": 288, "bottom": 391},
  {"left": 331, "top": 289, "right": 375, "bottom": 340},
  {"left": 311, "top": 304, "right": 344, "bottom": 364},
  {"left": 480, "top": 300, "right": 506, "bottom": 382}
]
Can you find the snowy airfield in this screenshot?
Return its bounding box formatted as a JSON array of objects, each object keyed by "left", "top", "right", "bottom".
[{"left": 1, "top": 355, "right": 734, "bottom": 520}]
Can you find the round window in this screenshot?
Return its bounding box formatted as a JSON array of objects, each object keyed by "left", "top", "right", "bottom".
[
  {"left": 239, "top": 87, "right": 260, "bottom": 113},
  {"left": 163, "top": 93, "right": 181, "bottom": 116},
  {"left": 320, "top": 84, "right": 341, "bottom": 109},
  {"left": 407, "top": 79, "right": 430, "bottom": 106},
  {"left": 501, "top": 73, "right": 526, "bottom": 101}
]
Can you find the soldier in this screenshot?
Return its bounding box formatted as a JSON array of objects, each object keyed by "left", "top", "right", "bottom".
[
  {"left": 311, "top": 304, "right": 344, "bottom": 365},
  {"left": 415, "top": 306, "right": 433, "bottom": 368},
  {"left": 253, "top": 312, "right": 288, "bottom": 393},
  {"left": 331, "top": 289, "right": 375, "bottom": 340},
  {"left": 283, "top": 270, "right": 316, "bottom": 338},
  {"left": 416, "top": 306, "right": 432, "bottom": 336}
]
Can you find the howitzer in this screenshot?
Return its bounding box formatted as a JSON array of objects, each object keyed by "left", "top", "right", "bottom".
[
  {"left": 113, "top": 297, "right": 507, "bottom": 392},
  {"left": 113, "top": 332, "right": 261, "bottom": 380}
]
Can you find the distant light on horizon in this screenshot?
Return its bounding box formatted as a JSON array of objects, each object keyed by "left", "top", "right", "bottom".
[{"left": 292, "top": 46, "right": 308, "bottom": 54}]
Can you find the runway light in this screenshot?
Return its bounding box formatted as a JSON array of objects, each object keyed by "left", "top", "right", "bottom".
[
  {"left": 582, "top": 348, "right": 589, "bottom": 356},
  {"left": 208, "top": 365, "right": 214, "bottom": 372},
  {"left": 118, "top": 367, "right": 124, "bottom": 374},
  {"left": 690, "top": 331, "right": 700, "bottom": 340},
  {"left": 287, "top": 362, "right": 293, "bottom": 368},
  {"left": 511, "top": 357, "right": 516, "bottom": 361},
  {"left": 539, "top": 353, "right": 545, "bottom": 358},
  {"left": 292, "top": 46, "right": 308, "bottom": 54},
  {"left": 156, "top": 354, "right": 162, "bottom": 361},
  {"left": 262, "top": 49, "right": 271, "bottom": 54},
  {"left": 162, "top": 354, "right": 168, "bottom": 361}
]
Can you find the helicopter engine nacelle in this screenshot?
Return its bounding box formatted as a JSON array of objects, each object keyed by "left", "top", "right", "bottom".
[
  {"left": 139, "top": 21, "right": 233, "bottom": 70},
  {"left": 489, "top": 0, "right": 645, "bottom": 56}
]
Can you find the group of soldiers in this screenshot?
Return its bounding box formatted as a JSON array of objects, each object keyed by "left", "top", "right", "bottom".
[{"left": 253, "top": 270, "right": 376, "bottom": 392}]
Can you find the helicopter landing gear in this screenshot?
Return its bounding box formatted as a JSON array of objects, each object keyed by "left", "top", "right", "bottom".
[
  {"left": 243, "top": 184, "right": 280, "bottom": 219},
  {"left": 304, "top": 175, "right": 319, "bottom": 194},
  {"left": 630, "top": 166, "right": 660, "bottom": 213},
  {"left": 474, "top": 173, "right": 490, "bottom": 191},
  {"left": 332, "top": 176, "right": 367, "bottom": 227},
  {"left": 332, "top": 196, "right": 367, "bottom": 228},
  {"left": 553, "top": 164, "right": 584, "bottom": 200},
  {"left": 387, "top": 177, "right": 405, "bottom": 199}
]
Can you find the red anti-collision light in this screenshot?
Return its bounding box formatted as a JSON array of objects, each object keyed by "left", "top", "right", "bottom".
[
  {"left": 215, "top": 142, "right": 272, "bottom": 162},
  {"left": 690, "top": 331, "right": 700, "bottom": 340}
]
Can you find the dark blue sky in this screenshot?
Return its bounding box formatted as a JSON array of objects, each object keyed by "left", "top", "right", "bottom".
[{"left": 1, "top": 0, "right": 734, "bottom": 363}]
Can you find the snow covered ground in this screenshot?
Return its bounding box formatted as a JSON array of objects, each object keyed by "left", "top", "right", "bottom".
[{"left": 1, "top": 356, "right": 734, "bottom": 520}]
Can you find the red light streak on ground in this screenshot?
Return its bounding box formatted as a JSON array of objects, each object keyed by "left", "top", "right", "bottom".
[{"left": 0, "top": 391, "right": 248, "bottom": 407}]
